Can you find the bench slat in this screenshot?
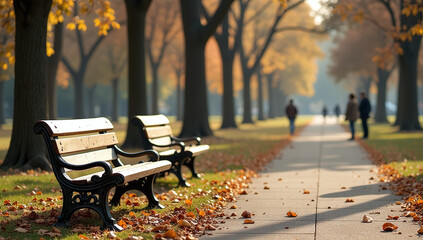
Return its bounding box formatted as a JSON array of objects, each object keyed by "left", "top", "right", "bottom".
[
  {"left": 62, "top": 148, "right": 117, "bottom": 167},
  {"left": 150, "top": 136, "right": 172, "bottom": 148},
  {"left": 145, "top": 126, "right": 173, "bottom": 139},
  {"left": 54, "top": 133, "right": 118, "bottom": 154},
  {"left": 134, "top": 115, "right": 169, "bottom": 127},
  {"left": 72, "top": 161, "right": 171, "bottom": 183},
  {"left": 37, "top": 117, "right": 113, "bottom": 136}
]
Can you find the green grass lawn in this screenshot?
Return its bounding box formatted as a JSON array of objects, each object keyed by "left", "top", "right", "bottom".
[
  {"left": 0, "top": 116, "right": 309, "bottom": 239},
  {"left": 355, "top": 117, "right": 423, "bottom": 178}
]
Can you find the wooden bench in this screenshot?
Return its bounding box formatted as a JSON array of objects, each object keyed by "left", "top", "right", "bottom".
[
  {"left": 34, "top": 117, "right": 171, "bottom": 231},
  {"left": 132, "top": 115, "right": 210, "bottom": 187}
]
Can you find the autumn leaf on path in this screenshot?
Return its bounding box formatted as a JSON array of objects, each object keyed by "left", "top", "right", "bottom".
[
  {"left": 163, "top": 229, "right": 177, "bottom": 238},
  {"left": 386, "top": 215, "right": 399, "bottom": 220},
  {"left": 263, "top": 186, "right": 270, "bottom": 190},
  {"left": 382, "top": 223, "right": 398, "bottom": 232},
  {"left": 303, "top": 190, "right": 310, "bottom": 194},
  {"left": 286, "top": 211, "right": 297, "bottom": 217},
  {"left": 345, "top": 199, "right": 354, "bottom": 202},
  {"left": 418, "top": 226, "right": 423, "bottom": 234},
  {"left": 362, "top": 215, "right": 373, "bottom": 223},
  {"left": 244, "top": 219, "right": 255, "bottom": 224},
  {"left": 230, "top": 205, "right": 237, "bottom": 209},
  {"left": 241, "top": 211, "right": 251, "bottom": 218}
]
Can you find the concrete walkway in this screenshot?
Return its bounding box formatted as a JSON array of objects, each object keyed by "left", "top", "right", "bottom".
[{"left": 203, "top": 117, "right": 420, "bottom": 239}]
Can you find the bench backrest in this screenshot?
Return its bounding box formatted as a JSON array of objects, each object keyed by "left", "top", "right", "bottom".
[
  {"left": 34, "top": 118, "right": 119, "bottom": 173},
  {"left": 132, "top": 115, "right": 173, "bottom": 149}
]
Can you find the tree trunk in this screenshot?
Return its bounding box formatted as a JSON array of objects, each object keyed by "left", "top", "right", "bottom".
[
  {"left": 217, "top": 15, "right": 237, "bottom": 129},
  {"left": 176, "top": 72, "right": 182, "bottom": 121},
  {"left": 1, "top": 0, "right": 52, "bottom": 171},
  {"left": 179, "top": 0, "right": 234, "bottom": 137},
  {"left": 257, "top": 68, "right": 264, "bottom": 121},
  {"left": 266, "top": 73, "right": 275, "bottom": 118},
  {"left": 397, "top": 36, "right": 421, "bottom": 130},
  {"left": 122, "top": 0, "right": 151, "bottom": 149},
  {"left": 47, "top": 22, "right": 63, "bottom": 120},
  {"left": 242, "top": 72, "right": 253, "bottom": 123},
  {"left": 111, "top": 77, "right": 119, "bottom": 122},
  {"left": 375, "top": 67, "right": 389, "bottom": 123},
  {"left": 179, "top": 38, "right": 212, "bottom": 136},
  {"left": 396, "top": 1, "right": 422, "bottom": 131},
  {"left": 151, "top": 63, "right": 159, "bottom": 114}
]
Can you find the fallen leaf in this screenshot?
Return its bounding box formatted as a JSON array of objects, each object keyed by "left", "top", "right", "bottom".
[
  {"left": 14, "top": 227, "right": 29, "bottom": 233},
  {"left": 278, "top": 178, "right": 283, "bottom": 181},
  {"left": 239, "top": 190, "right": 247, "bottom": 195},
  {"left": 185, "top": 199, "right": 192, "bottom": 206},
  {"left": 207, "top": 224, "right": 217, "bottom": 230},
  {"left": 52, "top": 227, "right": 61, "bottom": 233},
  {"left": 79, "top": 235, "right": 90, "bottom": 240},
  {"left": 287, "top": 211, "right": 297, "bottom": 217},
  {"left": 387, "top": 215, "right": 399, "bottom": 220},
  {"left": 125, "top": 236, "right": 144, "bottom": 240},
  {"left": 362, "top": 215, "right": 373, "bottom": 223},
  {"left": 118, "top": 219, "right": 127, "bottom": 229},
  {"left": 263, "top": 186, "right": 270, "bottom": 190},
  {"left": 382, "top": 223, "right": 398, "bottom": 232},
  {"left": 151, "top": 225, "right": 167, "bottom": 232},
  {"left": 396, "top": 201, "right": 401, "bottom": 205},
  {"left": 178, "top": 219, "right": 191, "bottom": 228},
  {"left": 244, "top": 219, "right": 255, "bottom": 224},
  {"left": 241, "top": 211, "right": 251, "bottom": 218},
  {"left": 345, "top": 199, "right": 354, "bottom": 202},
  {"left": 303, "top": 190, "right": 310, "bottom": 194},
  {"left": 107, "top": 231, "right": 117, "bottom": 239},
  {"left": 163, "top": 229, "right": 177, "bottom": 238},
  {"left": 230, "top": 205, "right": 237, "bottom": 209},
  {"left": 418, "top": 226, "right": 423, "bottom": 234},
  {"left": 71, "top": 228, "right": 85, "bottom": 234}
]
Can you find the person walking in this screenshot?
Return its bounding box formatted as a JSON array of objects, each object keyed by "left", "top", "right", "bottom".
[
  {"left": 345, "top": 93, "right": 359, "bottom": 140},
  {"left": 322, "top": 105, "right": 328, "bottom": 120},
  {"left": 285, "top": 99, "right": 298, "bottom": 135},
  {"left": 334, "top": 104, "right": 341, "bottom": 120},
  {"left": 359, "top": 92, "right": 371, "bottom": 139}
]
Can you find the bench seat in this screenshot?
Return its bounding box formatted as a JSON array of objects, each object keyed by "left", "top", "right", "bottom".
[{"left": 133, "top": 115, "right": 210, "bottom": 187}]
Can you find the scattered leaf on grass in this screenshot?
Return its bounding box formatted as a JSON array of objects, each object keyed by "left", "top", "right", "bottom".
[
  {"left": 178, "top": 219, "right": 191, "bottom": 228},
  {"left": 244, "top": 219, "right": 255, "bottom": 224},
  {"left": 14, "top": 227, "right": 28, "bottom": 233},
  {"left": 163, "top": 229, "right": 177, "bottom": 238},
  {"left": 107, "top": 231, "right": 117, "bottom": 239},
  {"left": 79, "top": 234, "right": 90, "bottom": 240},
  {"left": 382, "top": 223, "right": 398, "bottom": 232},
  {"left": 287, "top": 211, "right": 297, "bottom": 217},
  {"left": 185, "top": 199, "right": 192, "bottom": 206},
  {"left": 362, "top": 215, "right": 373, "bottom": 223}
]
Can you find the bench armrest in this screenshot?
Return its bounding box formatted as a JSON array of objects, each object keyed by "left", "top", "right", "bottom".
[
  {"left": 58, "top": 156, "right": 113, "bottom": 176},
  {"left": 171, "top": 136, "right": 201, "bottom": 145},
  {"left": 151, "top": 141, "right": 185, "bottom": 152},
  {"left": 113, "top": 146, "right": 160, "bottom": 162}
]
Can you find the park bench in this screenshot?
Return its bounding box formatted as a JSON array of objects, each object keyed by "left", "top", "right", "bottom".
[
  {"left": 34, "top": 117, "right": 171, "bottom": 231},
  {"left": 132, "top": 114, "right": 210, "bottom": 187}
]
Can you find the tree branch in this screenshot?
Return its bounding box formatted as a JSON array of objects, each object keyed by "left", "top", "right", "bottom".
[
  {"left": 61, "top": 55, "right": 77, "bottom": 78},
  {"left": 86, "top": 35, "right": 106, "bottom": 60},
  {"left": 200, "top": 0, "right": 235, "bottom": 43}
]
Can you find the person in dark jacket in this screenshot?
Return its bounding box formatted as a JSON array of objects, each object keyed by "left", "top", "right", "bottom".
[
  {"left": 322, "top": 105, "right": 328, "bottom": 120},
  {"left": 285, "top": 99, "right": 298, "bottom": 135},
  {"left": 359, "top": 92, "right": 371, "bottom": 139},
  {"left": 345, "top": 93, "right": 359, "bottom": 140},
  {"left": 334, "top": 104, "right": 341, "bottom": 121}
]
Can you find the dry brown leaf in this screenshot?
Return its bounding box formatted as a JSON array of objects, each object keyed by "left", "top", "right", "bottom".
[
  {"left": 382, "top": 223, "right": 398, "bottom": 232},
  {"left": 72, "top": 228, "right": 85, "bottom": 234},
  {"left": 207, "top": 224, "right": 217, "bottom": 230},
  {"left": 303, "top": 190, "right": 310, "bottom": 194},
  {"left": 230, "top": 205, "right": 237, "bottom": 209},
  {"left": 241, "top": 211, "right": 251, "bottom": 218},
  {"left": 178, "top": 219, "right": 191, "bottom": 228},
  {"left": 362, "top": 215, "right": 373, "bottom": 223},
  {"left": 345, "top": 199, "right": 354, "bottom": 202},
  {"left": 263, "top": 186, "right": 270, "bottom": 190},
  {"left": 151, "top": 225, "right": 167, "bottom": 232},
  {"left": 107, "top": 231, "right": 117, "bottom": 239},
  {"left": 163, "top": 229, "right": 177, "bottom": 238},
  {"left": 418, "top": 226, "right": 423, "bottom": 234},
  {"left": 14, "top": 227, "right": 29, "bottom": 233},
  {"left": 125, "top": 236, "right": 144, "bottom": 240},
  {"left": 244, "top": 219, "right": 255, "bottom": 224}
]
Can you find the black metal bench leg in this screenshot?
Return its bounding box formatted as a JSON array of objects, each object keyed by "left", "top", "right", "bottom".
[
  {"left": 55, "top": 188, "right": 73, "bottom": 228},
  {"left": 136, "top": 175, "right": 164, "bottom": 209},
  {"left": 109, "top": 186, "right": 126, "bottom": 207},
  {"left": 98, "top": 188, "right": 123, "bottom": 231},
  {"left": 171, "top": 160, "right": 190, "bottom": 187},
  {"left": 183, "top": 157, "right": 201, "bottom": 179}
]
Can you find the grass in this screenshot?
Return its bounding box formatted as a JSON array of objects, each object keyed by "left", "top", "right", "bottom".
[
  {"left": 354, "top": 117, "right": 423, "bottom": 178},
  {"left": 0, "top": 116, "right": 310, "bottom": 239}
]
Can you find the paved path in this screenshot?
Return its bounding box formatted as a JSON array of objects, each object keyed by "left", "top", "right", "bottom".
[{"left": 203, "top": 117, "right": 420, "bottom": 239}]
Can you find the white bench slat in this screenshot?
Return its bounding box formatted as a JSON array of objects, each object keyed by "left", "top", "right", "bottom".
[
  {"left": 54, "top": 133, "right": 118, "bottom": 154},
  {"left": 62, "top": 148, "right": 117, "bottom": 168},
  {"left": 134, "top": 115, "right": 169, "bottom": 127},
  {"left": 38, "top": 117, "right": 113, "bottom": 136},
  {"left": 72, "top": 161, "right": 171, "bottom": 183},
  {"left": 145, "top": 126, "right": 173, "bottom": 139},
  {"left": 150, "top": 136, "right": 172, "bottom": 148},
  {"left": 186, "top": 145, "right": 210, "bottom": 156}
]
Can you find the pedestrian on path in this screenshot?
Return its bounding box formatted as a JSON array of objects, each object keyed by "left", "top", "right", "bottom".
[
  {"left": 334, "top": 104, "right": 341, "bottom": 122},
  {"left": 359, "top": 92, "right": 371, "bottom": 139},
  {"left": 322, "top": 105, "right": 328, "bottom": 120},
  {"left": 345, "top": 93, "right": 359, "bottom": 140},
  {"left": 285, "top": 99, "right": 298, "bottom": 135}
]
